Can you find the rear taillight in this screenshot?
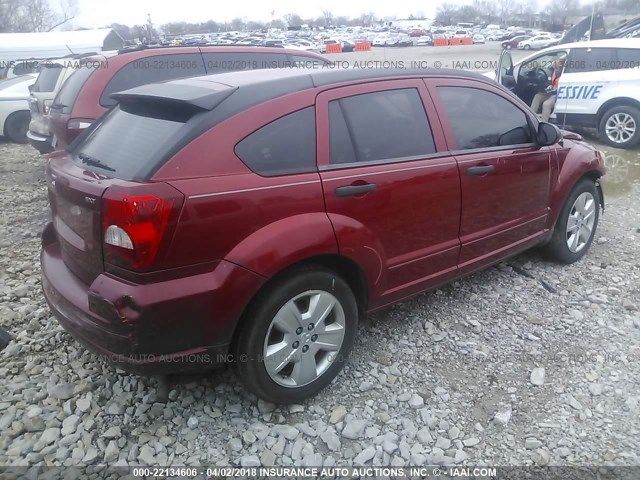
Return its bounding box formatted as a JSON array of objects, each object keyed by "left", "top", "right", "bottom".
[
  {"left": 67, "top": 118, "right": 94, "bottom": 142},
  {"left": 43, "top": 100, "right": 52, "bottom": 115},
  {"left": 102, "top": 184, "right": 184, "bottom": 271}
]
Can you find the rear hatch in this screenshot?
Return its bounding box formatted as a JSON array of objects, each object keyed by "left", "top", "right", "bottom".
[
  {"left": 29, "top": 62, "right": 63, "bottom": 134},
  {"left": 46, "top": 81, "right": 235, "bottom": 283}
]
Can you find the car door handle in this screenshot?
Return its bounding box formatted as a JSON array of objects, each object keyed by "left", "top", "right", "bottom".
[
  {"left": 335, "top": 183, "right": 377, "bottom": 197},
  {"left": 466, "top": 165, "right": 495, "bottom": 176}
]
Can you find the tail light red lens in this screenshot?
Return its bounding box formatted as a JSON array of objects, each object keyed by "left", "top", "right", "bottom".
[
  {"left": 102, "top": 184, "right": 184, "bottom": 271},
  {"left": 67, "top": 118, "right": 94, "bottom": 143}
]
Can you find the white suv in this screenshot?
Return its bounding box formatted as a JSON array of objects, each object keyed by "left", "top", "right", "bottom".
[{"left": 494, "top": 38, "right": 640, "bottom": 149}]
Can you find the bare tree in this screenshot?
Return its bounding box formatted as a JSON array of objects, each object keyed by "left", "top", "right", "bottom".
[
  {"left": 322, "top": 9, "right": 333, "bottom": 27},
  {"left": 0, "top": 0, "right": 77, "bottom": 32}
]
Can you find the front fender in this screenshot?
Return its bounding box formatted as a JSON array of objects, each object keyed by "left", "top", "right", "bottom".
[
  {"left": 225, "top": 213, "right": 338, "bottom": 278},
  {"left": 547, "top": 142, "right": 605, "bottom": 229}
]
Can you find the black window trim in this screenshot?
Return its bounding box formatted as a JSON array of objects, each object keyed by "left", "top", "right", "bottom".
[
  {"left": 326, "top": 86, "right": 439, "bottom": 168},
  {"left": 435, "top": 84, "right": 539, "bottom": 153},
  {"left": 318, "top": 151, "right": 451, "bottom": 171}
]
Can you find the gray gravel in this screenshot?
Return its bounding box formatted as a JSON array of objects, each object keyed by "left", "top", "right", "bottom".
[{"left": 1, "top": 142, "right": 639, "bottom": 467}]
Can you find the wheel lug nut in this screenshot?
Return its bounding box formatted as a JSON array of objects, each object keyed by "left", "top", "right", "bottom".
[
  {"left": 308, "top": 323, "right": 314, "bottom": 330},
  {"left": 292, "top": 341, "right": 300, "bottom": 349},
  {"left": 296, "top": 327, "right": 303, "bottom": 335},
  {"left": 311, "top": 334, "right": 318, "bottom": 342},
  {"left": 302, "top": 345, "right": 309, "bottom": 353}
]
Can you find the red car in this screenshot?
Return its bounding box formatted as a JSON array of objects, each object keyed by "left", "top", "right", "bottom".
[
  {"left": 501, "top": 35, "right": 531, "bottom": 49},
  {"left": 47, "top": 46, "right": 328, "bottom": 150},
  {"left": 41, "top": 68, "right": 605, "bottom": 404}
]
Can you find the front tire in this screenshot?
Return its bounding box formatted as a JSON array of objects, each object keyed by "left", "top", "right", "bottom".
[
  {"left": 543, "top": 179, "right": 600, "bottom": 264},
  {"left": 598, "top": 105, "right": 640, "bottom": 149},
  {"left": 234, "top": 267, "right": 358, "bottom": 404},
  {"left": 5, "top": 111, "right": 30, "bottom": 144}
]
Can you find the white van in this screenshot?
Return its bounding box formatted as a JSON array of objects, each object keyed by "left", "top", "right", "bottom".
[{"left": 493, "top": 38, "right": 640, "bottom": 148}]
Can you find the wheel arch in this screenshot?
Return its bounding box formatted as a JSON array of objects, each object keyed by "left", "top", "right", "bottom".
[
  {"left": 3, "top": 109, "right": 30, "bottom": 138},
  {"left": 228, "top": 254, "right": 369, "bottom": 354},
  {"left": 596, "top": 97, "right": 640, "bottom": 125}
]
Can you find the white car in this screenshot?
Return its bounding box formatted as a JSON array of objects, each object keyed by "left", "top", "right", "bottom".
[
  {"left": 473, "top": 34, "right": 486, "bottom": 44},
  {"left": 493, "top": 38, "right": 640, "bottom": 149},
  {"left": 0, "top": 74, "right": 36, "bottom": 143},
  {"left": 518, "top": 35, "right": 555, "bottom": 50},
  {"left": 453, "top": 29, "right": 470, "bottom": 39}
]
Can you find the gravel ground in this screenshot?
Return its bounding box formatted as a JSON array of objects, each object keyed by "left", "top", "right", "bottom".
[{"left": 1, "top": 140, "right": 639, "bottom": 469}]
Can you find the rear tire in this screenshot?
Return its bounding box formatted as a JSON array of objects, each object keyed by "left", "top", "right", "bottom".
[
  {"left": 543, "top": 179, "right": 600, "bottom": 264},
  {"left": 598, "top": 105, "right": 640, "bottom": 149},
  {"left": 5, "top": 111, "right": 30, "bottom": 144},
  {"left": 234, "top": 267, "right": 358, "bottom": 404}
]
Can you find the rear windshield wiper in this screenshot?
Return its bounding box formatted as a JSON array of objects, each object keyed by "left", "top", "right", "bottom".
[{"left": 78, "top": 153, "right": 115, "bottom": 172}]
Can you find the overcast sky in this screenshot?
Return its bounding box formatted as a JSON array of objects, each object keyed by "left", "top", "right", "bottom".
[{"left": 69, "top": 0, "right": 560, "bottom": 28}]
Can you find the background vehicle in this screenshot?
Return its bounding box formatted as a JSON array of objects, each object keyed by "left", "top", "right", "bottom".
[
  {"left": 518, "top": 35, "right": 555, "bottom": 50},
  {"left": 0, "top": 58, "right": 41, "bottom": 80},
  {"left": 0, "top": 74, "right": 36, "bottom": 143},
  {"left": 48, "top": 46, "right": 329, "bottom": 150},
  {"left": 502, "top": 35, "right": 531, "bottom": 49},
  {"left": 473, "top": 34, "right": 486, "bottom": 44},
  {"left": 415, "top": 36, "right": 433, "bottom": 46},
  {"left": 42, "top": 68, "right": 604, "bottom": 404},
  {"left": 495, "top": 38, "right": 640, "bottom": 148},
  {"left": 27, "top": 55, "right": 95, "bottom": 154}
]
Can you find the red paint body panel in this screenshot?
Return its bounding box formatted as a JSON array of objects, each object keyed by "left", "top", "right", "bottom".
[{"left": 40, "top": 71, "right": 606, "bottom": 376}]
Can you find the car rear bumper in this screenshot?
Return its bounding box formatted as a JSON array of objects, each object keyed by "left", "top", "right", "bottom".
[
  {"left": 40, "top": 223, "right": 265, "bottom": 375},
  {"left": 27, "top": 130, "right": 53, "bottom": 154}
]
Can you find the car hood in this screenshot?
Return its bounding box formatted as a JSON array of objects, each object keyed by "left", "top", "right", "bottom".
[{"left": 0, "top": 75, "right": 36, "bottom": 100}]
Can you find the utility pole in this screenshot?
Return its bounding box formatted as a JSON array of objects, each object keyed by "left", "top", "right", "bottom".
[{"left": 146, "top": 13, "right": 154, "bottom": 44}]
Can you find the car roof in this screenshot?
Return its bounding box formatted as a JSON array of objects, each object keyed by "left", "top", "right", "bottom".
[
  {"left": 555, "top": 37, "right": 640, "bottom": 49},
  {"left": 114, "top": 66, "right": 491, "bottom": 108}
]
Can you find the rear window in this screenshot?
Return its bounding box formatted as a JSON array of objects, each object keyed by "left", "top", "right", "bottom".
[
  {"left": 53, "top": 64, "right": 99, "bottom": 114},
  {"left": 32, "top": 65, "right": 62, "bottom": 92},
  {"left": 73, "top": 105, "right": 192, "bottom": 180}
]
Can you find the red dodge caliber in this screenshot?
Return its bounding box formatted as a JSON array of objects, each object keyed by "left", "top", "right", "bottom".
[{"left": 41, "top": 68, "right": 605, "bottom": 404}]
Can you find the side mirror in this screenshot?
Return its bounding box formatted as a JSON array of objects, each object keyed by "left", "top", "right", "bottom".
[{"left": 537, "top": 121, "right": 561, "bottom": 146}]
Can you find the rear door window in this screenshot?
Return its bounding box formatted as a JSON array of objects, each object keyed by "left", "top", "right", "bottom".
[
  {"left": 32, "top": 64, "right": 62, "bottom": 92},
  {"left": 100, "top": 53, "right": 206, "bottom": 107},
  {"left": 565, "top": 48, "right": 617, "bottom": 73},
  {"left": 234, "top": 107, "right": 316, "bottom": 176},
  {"left": 328, "top": 88, "right": 436, "bottom": 164},
  {"left": 607, "top": 48, "right": 640, "bottom": 70}
]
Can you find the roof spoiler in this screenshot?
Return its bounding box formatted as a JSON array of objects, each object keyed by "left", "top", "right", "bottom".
[{"left": 110, "top": 83, "right": 237, "bottom": 112}]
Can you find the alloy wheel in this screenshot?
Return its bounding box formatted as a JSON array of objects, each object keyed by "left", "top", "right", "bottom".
[
  {"left": 566, "top": 192, "right": 596, "bottom": 253},
  {"left": 263, "top": 290, "right": 346, "bottom": 387}
]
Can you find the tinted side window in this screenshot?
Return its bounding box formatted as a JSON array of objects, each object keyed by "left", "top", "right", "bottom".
[
  {"left": 53, "top": 64, "right": 99, "bottom": 114},
  {"left": 565, "top": 48, "right": 616, "bottom": 73},
  {"left": 437, "top": 87, "right": 532, "bottom": 150},
  {"left": 329, "top": 88, "right": 436, "bottom": 164},
  {"left": 100, "top": 54, "right": 206, "bottom": 107},
  {"left": 32, "top": 65, "right": 62, "bottom": 92},
  {"left": 235, "top": 107, "right": 316, "bottom": 176},
  {"left": 608, "top": 48, "right": 640, "bottom": 70},
  {"left": 202, "top": 52, "right": 290, "bottom": 73}
]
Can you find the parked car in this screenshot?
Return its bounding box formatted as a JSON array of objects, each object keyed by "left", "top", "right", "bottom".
[
  {"left": 502, "top": 35, "right": 531, "bottom": 49},
  {"left": 27, "top": 55, "right": 93, "bottom": 154},
  {"left": 415, "top": 35, "right": 433, "bottom": 46},
  {"left": 41, "top": 67, "right": 605, "bottom": 404},
  {"left": 473, "top": 34, "right": 486, "bottom": 44},
  {"left": 48, "top": 46, "right": 329, "bottom": 151},
  {"left": 453, "top": 29, "right": 470, "bottom": 38},
  {"left": 518, "top": 35, "right": 555, "bottom": 50},
  {"left": 0, "top": 74, "right": 36, "bottom": 143},
  {"left": 493, "top": 38, "right": 640, "bottom": 148}
]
